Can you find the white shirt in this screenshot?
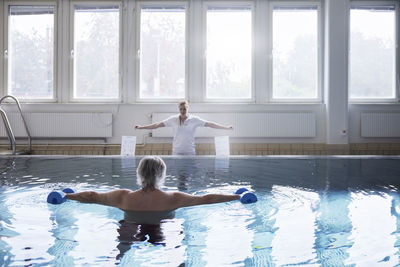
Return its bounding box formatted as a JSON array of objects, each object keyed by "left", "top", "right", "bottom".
[{"left": 163, "top": 115, "right": 206, "bottom": 155}]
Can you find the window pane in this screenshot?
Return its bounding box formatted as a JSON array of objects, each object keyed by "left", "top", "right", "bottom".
[
  {"left": 73, "top": 5, "right": 120, "bottom": 99},
  {"left": 349, "top": 6, "right": 395, "bottom": 99},
  {"left": 206, "top": 6, "right": 252, "bottom": 99},
  {"left": 272, "top": 6, "right": 318, "bottom": 99},
  {"left": 8, "top": 5, "right": 54, "bottom": 99},
  {"left": 139, "top": 6, "right": 186, "bottom": 99}
]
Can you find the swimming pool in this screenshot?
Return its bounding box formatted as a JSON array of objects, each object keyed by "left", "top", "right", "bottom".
[{"left": 0, "top": 156, "right": 399, "bottom": 266}]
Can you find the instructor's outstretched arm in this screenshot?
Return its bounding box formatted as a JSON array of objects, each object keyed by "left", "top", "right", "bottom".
[
  {"left": 204, "top": 121, "right": 233, "bottom": 130},
  {"left": 135, "top": 122, "right": 165, "bottom": 130}
]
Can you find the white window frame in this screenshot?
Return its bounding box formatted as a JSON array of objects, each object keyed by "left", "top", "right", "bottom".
[
  {"left": 3, "top": 1, "right": 58, "bottom": 103},
  {"left": 269, "top": 1, "right": 322, "bottom": 103},
  {"left": 135, "top": 0, "right": 189, "bottom": 103},
  {"left": 69, "top": 1, "right": 122, "bottom": 103},
  {"left": 348, "top": 0, "right": 399, "bottom": 103},
  {"left": 202, "top": 0, "right": 255, "bottom": 103}
]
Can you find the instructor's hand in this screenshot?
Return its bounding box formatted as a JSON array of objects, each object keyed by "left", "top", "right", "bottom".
[{"left": 135, "top": 125, "right": 142, "bottom": 129}]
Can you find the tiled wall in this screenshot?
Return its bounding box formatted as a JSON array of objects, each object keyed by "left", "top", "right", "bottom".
[{"left": 2, "top": 143, "right": 400, "bottom": 155}]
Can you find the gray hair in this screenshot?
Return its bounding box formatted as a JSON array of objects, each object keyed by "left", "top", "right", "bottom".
[{"left": 136, "top": 156, "right": 166, "bottom": 190}]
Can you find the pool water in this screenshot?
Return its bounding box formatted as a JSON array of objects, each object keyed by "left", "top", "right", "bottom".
[{"left": 0, "top": 156, "right": 400, "bottom": 266}]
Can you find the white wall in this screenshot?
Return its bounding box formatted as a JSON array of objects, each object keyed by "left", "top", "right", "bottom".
[{"left": 0, "top": 0, "right": 399, "bottom": 145}]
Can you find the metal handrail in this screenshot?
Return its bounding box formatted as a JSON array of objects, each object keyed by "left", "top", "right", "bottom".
[
  {"left": 0, "top": 95, "right": 31, "bottom": 154},
  {"left": 0, "top": 107, "right": 17, "bottom": 154}
]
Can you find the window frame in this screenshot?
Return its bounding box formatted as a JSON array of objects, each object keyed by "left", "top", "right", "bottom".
[
  {"left": 3, "top": 1, "right": 58, "bottom": 103},
  {"left": 69, "top": 0, "right": 122, "bottom": 103},
  {"left": 269, "top": 1, "right": 322, "bottom": 103},
  {"left": 202, "top": 0, "right": 255, "bottom": 103},
  {"left": 135, "top": 0, "right": 189, "bottom": 103},
  {"left": 348, "top": 0, "right": 399, "bottom": 103}
]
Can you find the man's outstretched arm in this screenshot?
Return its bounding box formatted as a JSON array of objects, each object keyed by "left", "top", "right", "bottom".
[
  {"left": 171, "top": 192, "right": 240, "bottom": 209},
  {"left": 66, "top": 189, "right": 131, "bottom": 208}
]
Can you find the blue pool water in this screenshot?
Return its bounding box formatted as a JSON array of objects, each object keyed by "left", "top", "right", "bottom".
[{"left": 0, "top": 156, "right": 400, "bottom": 266}]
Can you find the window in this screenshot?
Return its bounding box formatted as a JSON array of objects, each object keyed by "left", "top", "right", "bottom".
[
  {"left": 349, "top": 4, "right": 396, "bottom": 100},
  {"left": 72, "top": 4, "right": 120, "bottom": 100},
  {"left": 138, "top": 4, "right": 186, "bottom": 100},
  {"left": 205, "top": 5, "right": 252, "bottom": 99},
  {"left": 272, "top": 4, "right": 319, "bottom": 100},
  {"left": 6, "top": 4, "right": 55, "bottom": 100}
]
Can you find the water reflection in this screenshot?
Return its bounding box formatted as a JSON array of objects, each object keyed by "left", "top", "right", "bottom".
[
  {"left": 347, "top": 193, "right": 398, "bottom": 265},
  {"left": 167, "top": 158, "right": 201, "bottom": 192},
  {"left": 314, "top": 160, "right": 353, "bottom": 266},
  {"left": 0, "top": 156, "right": 400, "bottom": 266},
  {"left": 117, "top": 220, "right": 166, "bottom": 259},
  {"left": 117, "top": 219, "right": 185, "bottom": 266},
  {"left": 47, "top": 202, "right": 78, "bottom": 265},
  {"left": 270, "top": 185, "right": 320, "bottom": 265}
]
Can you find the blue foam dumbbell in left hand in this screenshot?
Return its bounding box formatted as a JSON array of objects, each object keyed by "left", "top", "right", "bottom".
[
  {"left": 234, "top": 188, "right": 249, "bottom": 195},
  {"left": 47, "top": 188, "right": 75, "bottom": 204},
  {"left": 62, "top": 188, "right": 75, "bottom": 194}
]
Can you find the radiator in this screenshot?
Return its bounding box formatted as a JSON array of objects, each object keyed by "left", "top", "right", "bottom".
[
  {"left": 152, "top": 112, "right": 316, "bottom": 138},
  {"left": 361, "top": 112, "right": 400, "bottom": 137},
  {"left": 0, "top": 113, "right": 112, "bottom": 138}
]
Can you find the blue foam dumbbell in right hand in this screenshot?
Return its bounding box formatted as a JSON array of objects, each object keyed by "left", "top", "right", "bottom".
[
  {"left": 240, "top": 192, "right": 258, "bottom": 204},
  {"left": 234, "top": 187, "right": 257, "bottom": 204},
  {"left": 47, "top": 188, "right": 75, "bottom": 204},
  {"left": 47, "top": 191, "right": 66, "bottom": 204}
]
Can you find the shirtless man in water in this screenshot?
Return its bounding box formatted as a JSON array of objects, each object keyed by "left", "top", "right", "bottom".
[{"left": 66, "top": 156, "right": 239, "bottom": 222}]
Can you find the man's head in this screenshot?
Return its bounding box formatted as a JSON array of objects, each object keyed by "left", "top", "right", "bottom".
[
  {"left": 178, "top": 100, "right": 189, "bottom": 117},
  {"left": 137, "top": 156, "right": 166, "bottom": 190}
]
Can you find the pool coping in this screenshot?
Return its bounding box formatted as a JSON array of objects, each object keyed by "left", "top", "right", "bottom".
[{"left": 0, "top": 155, "right": 399, "bottom": 159}]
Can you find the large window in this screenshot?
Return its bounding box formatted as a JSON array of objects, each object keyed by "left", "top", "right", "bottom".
[
  {"left": 72, "top": 3, "right": 120, "bottom": 100},
  {"left": 6, "top": 4, "right": 55, "bottom": 100},
  {"left": 272, "top": 4, "right": 319, "bottom": 100},
  {"left": 349, "top": 4, "right": 396, "bottom": 100},
  {"left": 138, "top": 4, "right": 186, "bottom": 100},
  {"left": 205, "top": 4, "right": 252, "bottom": 99}
]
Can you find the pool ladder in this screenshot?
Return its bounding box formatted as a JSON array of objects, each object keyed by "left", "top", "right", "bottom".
[{"left": 0, "top": 95, "right": 31, "bottom": 155}]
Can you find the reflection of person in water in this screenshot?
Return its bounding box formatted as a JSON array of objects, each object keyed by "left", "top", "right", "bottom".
[
  {"left": 170, "top": 158, "right": 198, "bottom": 192},
  {"left": 116, "top": 221, "right": 166, "bottom": 259},
  {"left": 66, "top": 156, "right": 239, "bottom": 259}
]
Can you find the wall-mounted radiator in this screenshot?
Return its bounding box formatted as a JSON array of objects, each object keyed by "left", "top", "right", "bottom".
[
  {"left": 361, "top": 112, "right": 400, "bottom": 137},
  {"left": 0, "top": 113, "right": 112, "bottom": 138},
  {"left": 152, "top": 112, "right": 316, "bottom": 138}
]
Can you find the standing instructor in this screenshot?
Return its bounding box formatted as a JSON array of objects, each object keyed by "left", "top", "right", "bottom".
[{"left": 135, "top": 100, "right": 233, "bottom": 155}]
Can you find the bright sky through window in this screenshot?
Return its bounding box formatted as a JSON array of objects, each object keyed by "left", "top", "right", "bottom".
[
  {"left": 73, "top": 6, "right": 120, "bottom": 100},
  {"left": 8, "top": 6, "right": 54, "bottom": 99},
  {"left": 206, "top": 7, "right": 252, "bottom": 99},
  {"left": 349, "top": 7, "right": 395, "bottom": 99},
  {"left": 139, "top": 6, "right": 186, "bottom": 99},
  {"left": 272, "top": 7, "right": 318, "bottom": 99}
]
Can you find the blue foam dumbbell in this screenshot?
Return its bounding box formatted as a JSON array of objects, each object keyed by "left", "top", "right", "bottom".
[
  {"left": 47, "top": 188, "right": 75, "bottom": 204},
  {"left": 62, "top": 188, "right": 75, "bottom": 194},
  {"left": 240, "top": 192, "right": 258, "bottom": 204},
  {"left": 234, "top": 188, "right": 249, "bottom": 195},
  {"left": 234, "top": 187, "right": 257, "bottom": 204}
]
